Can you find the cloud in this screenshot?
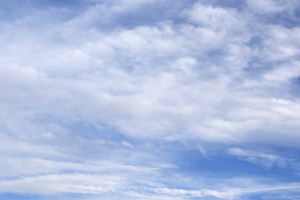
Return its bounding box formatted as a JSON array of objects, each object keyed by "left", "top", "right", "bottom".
[
  {"left": 154, "top": 187, "right": 237, "bottom": 199},
  {"left": 247, "top": 0, "right": 296, "bottom": 14},
  {"left": 1, "top": 1, "right": 300, "bottom": 199},
  {"left": 148, "top": 182, "right": 300, "bottom": 200},
  {"left": 0, "top": 0, "right": 300, "bottom": 151},
  {"left": 0, "top": 174, "right": 124, "bottom": 194},
  {"left": 228, "top": 148, "right": 287, "bottom": 168},
  {"left": 185, "top": 3, "right": 240, "bottom": 31}
]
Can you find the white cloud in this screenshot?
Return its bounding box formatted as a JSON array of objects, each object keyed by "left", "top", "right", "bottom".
[
  {"left": 1, "top": 0, "right": 300, "bottom": 145},
  {"left": 185, "top": 3, "right": 240, "bottom": 31},
  {"left": 228, "top": 148, "right": 287, "bottom": 168},
  {"left": 0, "top": 156, "right": 158, "bottom": 177},
  {"left": 151, "top": 182, "right": 300, "bottom": 200},
  {"left": 247, "top": 0, "right": 296, "bottom": 14},
  {"left": 259, "top": 26, "right": 300, "bottom": 62},
  {"left": 1, "top": 1, "right": 300, "bottom": 198},
  {"left": 0, "top": 174, "right": 124, "bottom": 194},
  {"left": 154, "top": 187, "right": 237, "bottom": 199}
]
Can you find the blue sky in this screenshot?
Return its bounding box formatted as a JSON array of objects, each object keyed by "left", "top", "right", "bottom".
[{"left": 1, "top": 0, "right": 300, "bottom": 199}]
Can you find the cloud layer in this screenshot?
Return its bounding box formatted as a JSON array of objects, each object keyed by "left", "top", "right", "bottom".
[{"left": 1, "top": 0, "right": 300, "bottom": 199}]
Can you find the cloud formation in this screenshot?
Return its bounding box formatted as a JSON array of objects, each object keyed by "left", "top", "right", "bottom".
[{"left": 1, "top": 0, "right": 300, "bottom": 199}]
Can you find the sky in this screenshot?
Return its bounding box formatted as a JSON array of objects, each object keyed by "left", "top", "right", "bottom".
[{"left": 0, "top": 0, "right": 300, "bottom": 199}]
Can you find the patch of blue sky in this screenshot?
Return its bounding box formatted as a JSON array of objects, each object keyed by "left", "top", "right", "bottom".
[
  {"left": 173, "top": 147, "right": 296, "bottom": 178},
  {"left": 289, "top": 76, "right": 300, "bottom": 97},
  {"left": 242, "top": 191, "right": 300, "bottom": 200},
  {"left": 0, "top": 1, "right": 69, "bottom": 23},
  {"left": 0, "top": 194, "right": 40, "bottom": 200}
]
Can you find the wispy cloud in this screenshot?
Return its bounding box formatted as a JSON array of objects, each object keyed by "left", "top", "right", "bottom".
[
  {"left": 228, "top": 148, "right": 287, "bottom": 168},
  {"left": 0, "top": 174, "right": 124, "bottom": 194}
]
